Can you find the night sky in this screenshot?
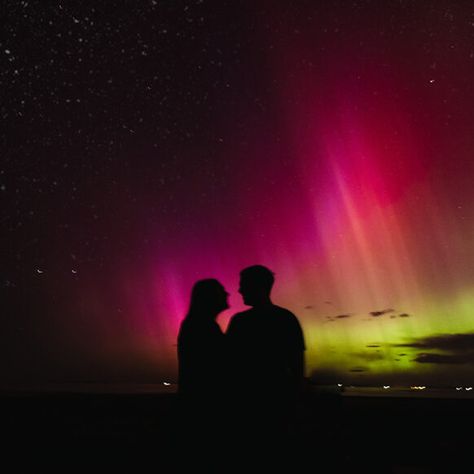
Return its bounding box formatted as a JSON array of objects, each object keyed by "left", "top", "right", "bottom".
[{"left": 2, "top": 1, "right": 474, "bottom": 387}]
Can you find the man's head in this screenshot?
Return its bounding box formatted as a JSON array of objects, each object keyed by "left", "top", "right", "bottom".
[{"left": 239, "top": 265, "right": 275, "bottom": 307}]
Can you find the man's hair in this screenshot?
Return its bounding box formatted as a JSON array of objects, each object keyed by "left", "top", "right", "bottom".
[{"left": 240, "top": 265, "right": 275, "bottom": 291}]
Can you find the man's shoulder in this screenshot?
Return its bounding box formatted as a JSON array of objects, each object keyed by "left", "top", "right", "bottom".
[
  {"left": 231, "top": 305, "right": 296, "bottom": 317},
  {"left": 272, "top": 305, "right": 298, "bottom": 319},
  {"left": 273, "top": 306, "right": 305, "bottom": 348},
  {"left": 272, "top": 304, "right": 294, "bottom": 314},
  {"left": 272, "top": 305, "right": 304, "bottom": 329}
]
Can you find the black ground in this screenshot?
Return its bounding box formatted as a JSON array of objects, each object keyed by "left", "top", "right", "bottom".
[{"left": 1, "top": 389, "right": 472, "bottom": 472}]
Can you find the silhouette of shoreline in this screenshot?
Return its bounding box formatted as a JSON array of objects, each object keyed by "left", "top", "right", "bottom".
[{"left": 1, "top": 382, "right": 473, "bottom": 398}]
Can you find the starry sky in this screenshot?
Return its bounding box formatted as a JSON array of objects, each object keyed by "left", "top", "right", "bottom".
[{"left": 2, "top": 0, "right": 474, "bottom": 387}]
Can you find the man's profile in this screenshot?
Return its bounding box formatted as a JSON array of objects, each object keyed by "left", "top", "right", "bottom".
[{"left": 226, "top": 265, "right": 306, "bottom": 440}]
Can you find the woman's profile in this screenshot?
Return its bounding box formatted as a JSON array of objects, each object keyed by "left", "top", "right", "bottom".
[
  {"left": 177, "top": 279, "right": 229, "bottom": 472},
  {"left": 177, "top": 278, "right": 229, "bottom": 398}
]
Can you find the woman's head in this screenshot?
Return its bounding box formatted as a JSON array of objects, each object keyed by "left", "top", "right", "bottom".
[{"left": 187, "top": 278, "right": 229, "bottom": 319}]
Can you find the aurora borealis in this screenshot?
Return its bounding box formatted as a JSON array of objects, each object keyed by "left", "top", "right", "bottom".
[{"left": 2, "top": 1, "right": 474, "bottom": 388}]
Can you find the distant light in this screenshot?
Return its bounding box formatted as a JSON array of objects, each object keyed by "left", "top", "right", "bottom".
[
  {"left": 71, "top": 269, "right": 77, "bottom": 274},
  {"left": 429, "top": 79, "right": 435, "bottom": 84},
  {"left": 36, "top": 269, "right": 44, "bottom": 274},
  {"left": 163, "top": 382, "right": 171, "bottom": 386},
  {"left": 337, "top": 384, "right": 343, "bottom": 387},
  {"left": 456, "top": 387, "right": 463, "bottom": 391},
  {"left": 466, "top": 387, "right": 472, "bottom": 391},
  {"left": 383, "top": 385, "right": 390, "bottom": 389}
]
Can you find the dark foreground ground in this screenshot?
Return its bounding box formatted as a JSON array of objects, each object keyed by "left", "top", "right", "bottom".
[{"left": 1, "top": 387, "right": 472, "bottom": 472}]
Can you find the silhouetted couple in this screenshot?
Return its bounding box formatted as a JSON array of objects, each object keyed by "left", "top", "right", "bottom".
[{"left": 177, "top": 265, "right": 306, "bottom": 472}]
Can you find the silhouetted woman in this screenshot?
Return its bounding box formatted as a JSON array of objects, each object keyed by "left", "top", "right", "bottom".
[
  {"left": 177, "top": 278, "right": 229, "bottom": 397},
  {"left": 177, "top": 279, "right": 229, "bottom": 472}
]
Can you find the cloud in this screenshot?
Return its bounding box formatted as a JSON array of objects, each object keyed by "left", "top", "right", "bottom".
[
  {"left": 414, "top": 352, "right": 474, "bottom": 364},
  {"left": 394, "top": 332, "right": 474, "bottom": 365},
  {"left": 396, "top": 333, "right": 474, "bottom": 352},
  {"left": 369, "top": 308, "right": 395, "bottom": 317},
  {"left": 325, "top": 314, "right": 352, "bottom": 322},
  {"left": 349, "top": 366, "right": 368, "bottom": 372}
]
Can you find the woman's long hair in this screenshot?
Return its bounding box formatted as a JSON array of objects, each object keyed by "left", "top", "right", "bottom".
[{"left": 186, "top": 278, "right": 228, "bottom": 320}]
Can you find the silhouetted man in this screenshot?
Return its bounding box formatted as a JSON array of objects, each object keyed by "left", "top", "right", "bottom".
[{"left": 226, "top": 265, "right": 305, "bottom": 467}]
